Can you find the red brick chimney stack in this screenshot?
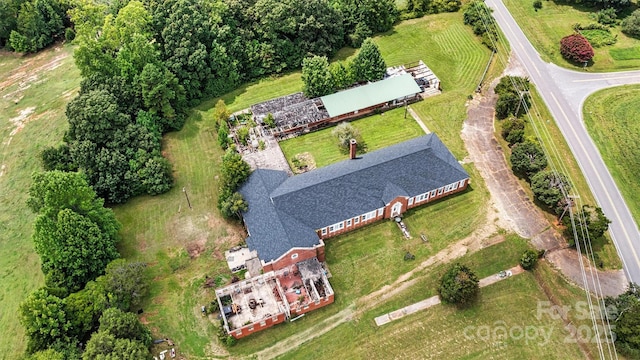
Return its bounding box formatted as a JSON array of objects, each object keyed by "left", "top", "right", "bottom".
[{"left": 349, "top": 139, "right": 357, "bottom": 160}]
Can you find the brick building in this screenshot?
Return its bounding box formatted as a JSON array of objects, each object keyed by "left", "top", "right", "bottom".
[{"left": 216, "top": 133, "right": 469, "bottom": 338}]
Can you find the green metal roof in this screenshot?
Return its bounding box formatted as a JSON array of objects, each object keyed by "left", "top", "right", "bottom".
[{"left": 320, "top": 73, "right": 421, "bottom": 118}]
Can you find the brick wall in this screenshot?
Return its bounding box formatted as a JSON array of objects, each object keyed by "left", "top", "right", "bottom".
[
  {"left": 319, "top": 208, "right": 385, "bottom": 240},
  {"left": 292, "top": 293, "right": 335, "bottom": 316},
  {"left": 230, "top": 312, "right": 287, "bottom": 339},
  {"left": 384, "top": 196, "right": 409, "bottom": 219},
  {"left": 267, "top": 247, "right": 322, "bottom": 272},
  {"left": 408, "top": 178, "right": 469, "bottom": 210}
]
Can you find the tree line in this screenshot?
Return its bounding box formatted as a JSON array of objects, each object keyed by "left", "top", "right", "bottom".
[
  {"left": 20, "top": 171, "right": 153, "bottom": 359},
  {"left": 495, "top": 76, "right": 611, "bottom": 266}
]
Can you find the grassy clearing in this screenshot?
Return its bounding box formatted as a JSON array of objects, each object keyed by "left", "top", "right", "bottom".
[
  {"left": 503, "top": 0, "right": 640, "bottom": 71},
  {"left": 278, "top": 238, "right": 595, "bottom": 359},
  {"left": 583, "top": 85, "right": 640, "bottom": 231},
  {"left": 495, "top": 84, "right": 621, "bottom": 269},
  {"left": 0, "top": 44, "right": 81, "bottom": 359},
  {"left": 376, "top": 14, "right": 495, "bottom": 158},
  {"left": 279, "top": 107, "right": 424, "bottom": 168}
]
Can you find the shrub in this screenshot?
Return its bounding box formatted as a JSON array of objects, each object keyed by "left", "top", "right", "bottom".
[
  {"left": 594, "top": 8, "right": 617, "bottom": 26},
  {"left": 332, "top": 122, "right": 366, "bottom": 154},
  {"left": 438, "top": 263, "right": 479, "bottom": 305},
  {"left": 263, "top": 113, "right": 276, "bottom": 128},
  {"left": 560, "top": 33, "right": 594, "bottom": 64},
  {"left": 501, "top": 117, "right": 526, "bottom": 146},
  {"left": 463, "top": 0, "right": 499, "bottom": 51},
  {"left": 65, "top": 28, "right": 76, "bottom": 42},
  {"left": 622, "top": 9, "right": 640, "bottom": 39},
  {"left": 581, "top": 29, "right": 617, "bottom": 48},
  {"left": 520, "top": 249, "right": 539, "bottom": 270},
  {"left": 236, "top": 126, "right": 249, "bottom": 146},
  {"left": 533, "top": 0, "right": 542, "bottom": 11}
]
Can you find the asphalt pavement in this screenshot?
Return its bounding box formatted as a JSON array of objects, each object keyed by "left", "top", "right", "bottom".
[{"left": 485, "top": 0, "right": 640, "bottom": 283}]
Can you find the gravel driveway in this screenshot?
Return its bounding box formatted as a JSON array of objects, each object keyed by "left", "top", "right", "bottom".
[{"left": 461, "top": 56, "right": 626, "bottom": 297}]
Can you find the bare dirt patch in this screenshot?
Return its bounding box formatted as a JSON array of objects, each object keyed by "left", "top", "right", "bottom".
[
  {"left": 8, "top": 106, "right": 35, "bottom": 137},
  {"left": 291, "top": 152, "right": 317, "bottom": 174},
  {"left": 1, "top": 45, "right": 68, "bottom": 103},
  {"left": 186, "top": 239, "right": 207, "bottom": 259}
]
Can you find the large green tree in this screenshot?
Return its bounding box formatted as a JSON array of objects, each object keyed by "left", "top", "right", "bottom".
[
  {"left": 301, "top": 56, "right": 335, "bottom": 98},
  {"left": 438, "top": 263, "right": 479, "bottom": 305},
  {"left": 530, "top": 170, "right": 571, "bottom": 214},
  {"left": 0, "top": 0, "right": 21, "bottom": 47},
  {"left": 28, "top": 171, "right": 120, "bottom": 290},
  {"left": 64, "top": 280, "right": 109, "bottom": 341},
  {"left": 510, "top": 140, "right": 547, "bottom": 179},
  {"left": 139, "top": 63, "right": 187, "bottom": 131},
  {"left": 251, "top": 0, "right": 344, "bottom": 70},
  {"left": 98, "top": 308, "right": 152, "bottom": 347},
  {"left": 563, "top": 205, "right": 611, "bottom": 247},
  {"left": 19, "top": 288, "right": 71, "bottom": 353},
  {"left": 605, "top": 283, "right": 640, "bottom": 357},
  {"left": 494, "top": 76, "right": 531, "bottom": 119},
  {"left": 335, "top": 0, "right": 397, "bottom": 46},
  {"left": 218, "top": 148, "right": 251, "bottom": 218},
  {"left": 82, "top": 332, "right": 151, "bottom": 360},
  {"left": 102, "top": 259, "right": 148, "bottom": 312},
  {"left": 350, "top": 38, "right": 386, "bottom": 83},
  {"left": 622, "top": 9, "right": 640, "bottom": 39},
  {"left": 9, "top": 0, "right": 65, "bottom": 53}
]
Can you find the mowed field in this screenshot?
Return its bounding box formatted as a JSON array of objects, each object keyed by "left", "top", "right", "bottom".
[
  {"left": 0, "top": 45, "right": 81, "bottom": 358},
  {"left": 280, "top": 107, "right": 425, "bottom": 168},
  {"left": 278, "top": 240, "right": 597, "bottom": 360},
  {"left": 583, "top": 85, "right": 640, "bottom": 229},
  {"left": 503, "top": 0, "right": 640, "bottom": 71}
]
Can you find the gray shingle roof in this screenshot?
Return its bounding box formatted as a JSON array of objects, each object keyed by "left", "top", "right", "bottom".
[{"left": 239, "top": 134, "right": 469, "bottom": 263}]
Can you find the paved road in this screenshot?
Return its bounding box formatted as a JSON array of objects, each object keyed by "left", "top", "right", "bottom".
[{"left": 486, "top": 0, "right": 640, "bottom": 283}]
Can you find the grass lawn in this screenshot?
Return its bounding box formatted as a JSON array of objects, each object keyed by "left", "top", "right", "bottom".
[
  {"left": 114, "top": 12, "right": 498, "bottom": 358},
  {"left": 583, "top": 85, "right": 640, "bottom": 231},
  {"left": 503, "top": 0, "right": 640, "bottom": 71},
  {"left": 279, "top": 107, "right": 425, "bottom": 168},
  {"left": 0, "top": 44, "right": 81, "bottom": 359},
  {"left": 277, "top": 239, "right": 597, "bottom": 359},
  {"left": 496, "top": 85, "right": 621, "bottom": 269}
]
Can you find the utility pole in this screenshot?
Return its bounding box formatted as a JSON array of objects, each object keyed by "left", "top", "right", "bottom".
[
  {"left": 404, "top": 99, "right": 408, "bottom": 119},
  {"left": 514, "top": 90, "right": 529, "bottom": 117},
  {"left": 183, "top": 187, "right": 192, "bottom": 210}
]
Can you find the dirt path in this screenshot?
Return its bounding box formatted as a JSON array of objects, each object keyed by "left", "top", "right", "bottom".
[
  {"left": 254, "top": 305, "right": 355, "bottom": 360},
  {"left": 251, "top": 204, "right": 508, "bottom": 359},
  {"left": 460, "top": 54, "right": 626, "bottom": 297}
]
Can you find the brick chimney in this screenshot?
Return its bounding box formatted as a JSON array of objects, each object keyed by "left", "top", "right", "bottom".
[{"left": 349, "top": 139, "right": 357, "bottom": 160}]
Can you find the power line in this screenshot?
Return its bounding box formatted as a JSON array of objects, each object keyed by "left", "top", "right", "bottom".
[{"left": 472, "top": 2, "right": 617, "bottom": 358}]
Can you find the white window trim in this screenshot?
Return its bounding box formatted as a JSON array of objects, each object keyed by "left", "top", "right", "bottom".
[
  {"left": 329, "top": 221, "right": 344, "bottom": 233},
  {"left": 430, "top": 190, "right": 436, "bottom": 197},
  {"left": 459, "top": 179, "right": 466, "bottom": 187},
  {"left": 438, "top": 187, "right": 444, "bottom": 195},
  {"left": 346, "top": 219, "right": 352, "bottom": 227},
  {"left": 452, "top": 182, "right": 458, "bottom": 190},
  {"left": 321, "top": 228, "right": 327, "bottom": 235},
  {"left": 378, "top": 208, "right": 384, "bottom": 216},
  {"left": 291, "top": 253, "right": 298, "bottom": 259},
  {"left": 408, "top": 197, "right": 414, "bottom": 206},
  {"left": 354, "top": 216, "right": 360, "bottom": 224}
]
